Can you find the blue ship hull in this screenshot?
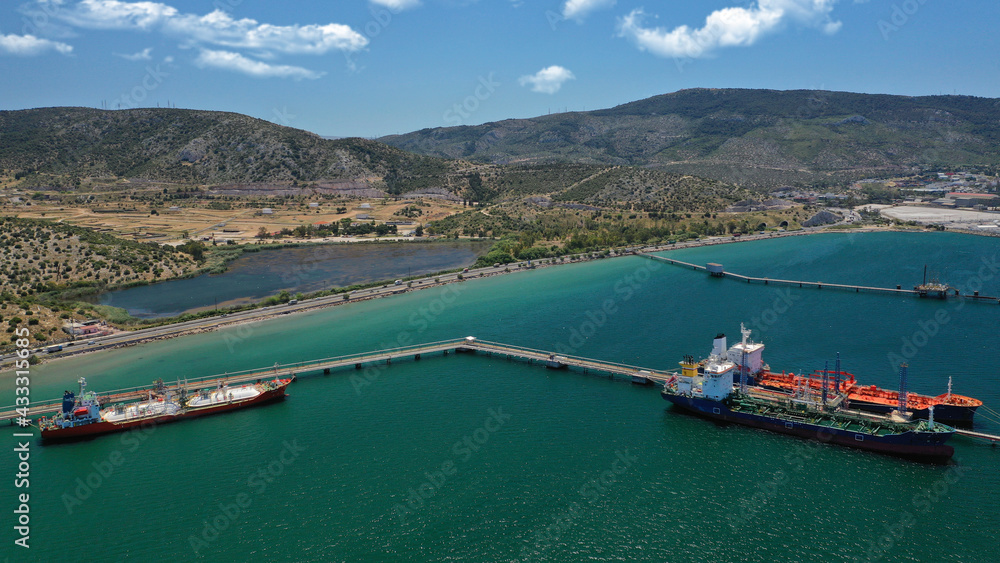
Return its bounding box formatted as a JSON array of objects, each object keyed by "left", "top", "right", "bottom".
[{"left": 663, "top": 392, "right": 954, "bottom": 463}]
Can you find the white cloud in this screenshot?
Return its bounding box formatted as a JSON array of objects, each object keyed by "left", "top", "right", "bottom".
[
  {"left": 617, "top": 0, "right": 841, "bottom": 59},
  {"left": 45, "top": 0, "right": 368, "bottom": 54},
  {"left": 562, "top": 0, "right": 615, "bottom": 22},
  {"left": 194, "top": 49, "right": 323, "bottom": 80},
  {"left": 50, "top": 0, "right": 178, "bottom": 30},
  {"left": 518, "top": 65, "right": 575, "bottom": 94},
  {"left": 116, "top": 46, "right": 152, "bottom": 60},
  {"left": 369, "top": 0, "right": 421, "bottom": 11},
  {"left": 0, "top": 33, "right": 73, "bottom": 56},
  {"left": 164, "top": 10, "right": 367, "bottom": 54}
]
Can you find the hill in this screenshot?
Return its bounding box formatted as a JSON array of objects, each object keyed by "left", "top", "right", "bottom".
[
  {"left": 0, "top": 107, "right": 755, "bottom": 211},
  {"left": 379, "top": 89, "right": 1000, "bottom": 188},
  {"left": 0, "top": 215, "right": 202, "bottom": 348},
  {"left": 0, "top": 107, "right": 454, "bottom": 193}
]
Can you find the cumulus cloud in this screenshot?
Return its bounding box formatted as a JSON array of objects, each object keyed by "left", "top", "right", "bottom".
[
  {"left": 45, "top": 0, "right": 367, "bottom": 54},
  {"left": 194, "top": 49, "right": 323, "bottom": 80},
  {"left": 0, "top": 33, "right": 73, "bottom": 55},
  {"left": 27, "top": 0, "right": 369, "bottom": 78},
  {"left": 617, "top": 0, "right": 841, "bottom": 59},
  {"left": 116, "top": 46, "right": 152, "bottom": 60},
  {"left": 163, "top": 10, "right": 368, "bottom": 54},
  {"left": 369, "top": 0, "right": 421, "bottom": 10},
  {"left": 562, "top": 0, "right": 615, "bottom": 22},
  {"left": 46, "top": 0, "right": 178, "bottom": 30},
  {"left": 518, "top": 65, "right": 575, "bottom": 94}
]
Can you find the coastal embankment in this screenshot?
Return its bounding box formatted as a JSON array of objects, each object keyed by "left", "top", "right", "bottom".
[{"left": 5, "top": 226, "right": 903, "bottom": 367}]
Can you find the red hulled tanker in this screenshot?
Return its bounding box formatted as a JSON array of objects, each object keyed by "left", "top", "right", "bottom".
[{"left": 39, "top": 377, "right": 291, "bottom": 442}]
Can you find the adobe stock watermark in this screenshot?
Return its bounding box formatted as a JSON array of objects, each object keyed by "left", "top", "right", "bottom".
[
  {"left": 517, "top": 448, "right": 639, "bottom": 562},
  {"left": 350, "top": 282, "right": 467, "bottom": 394},
  {"left": 272, "top": 106, "right": 296, "bottom": 126},
  {"left": 886, "top": 253, "right": 998, "bottom": 370},
  {"left": 551, "top": 259, "right": 661, "bottom": 356},
  {"left": 111, "top": 64, "right": 170, "bottom": 109},
  {"left": 747, "top": 287, "right": 801, "bottom": 335},
  {"left": 211, "top": 0, "right": 244, "bottom": 13},
  {"left": 443, "top": 73, "right": 500, "bottom": 126},
  {"left": 61, "top": 419, "right": 160, "bottom": 514},
  {"left": 390, "top": 407, "right": 512, "bottom": 524},
  {"left": 544, "top": 10, "right": 564, "bottom": 30},
  {"left": 878, "top": 0, "right": 931, "bottom": 41},
  {"left": 220, "top": 320, "right": 259, "bottom": 354},
  {"left": 731, "top": 429, "right": 833, "bottom": 528},
  {"left": 857, "top": 461, "right": 966, "bottom": 563},
  {"left": 19, "top": 0, "right": 65, "bottom": 36},
  {"left": 188, "top": 439, "right": 307, "bottom": 555}
]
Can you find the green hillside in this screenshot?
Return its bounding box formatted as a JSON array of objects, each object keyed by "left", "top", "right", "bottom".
[
  {"left": 380, "top": 88, "right": 1000, "bottom": 187},
  {"left": 0, "top": 107, "right": 452, "bottom": 193}
]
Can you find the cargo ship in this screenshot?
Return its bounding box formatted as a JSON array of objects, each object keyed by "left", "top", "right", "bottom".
[
  {"left": 39, "top": 377, "right": 291, "bottom": 442},
  {"left": 661, "top": 326, "right": 956, "bottom": 462},
  {"left": 755, "top": 370, "right": 980, "bottom": 426},
  {"left": 715, "top": 330, "right": 981, "bottom": 426}
]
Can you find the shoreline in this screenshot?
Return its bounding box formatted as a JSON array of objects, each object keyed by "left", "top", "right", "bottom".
[{"left": 6, "top": 226, "right": 929, "bottom": 368}]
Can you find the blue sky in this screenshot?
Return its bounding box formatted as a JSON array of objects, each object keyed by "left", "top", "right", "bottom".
[{"left": 1, "top": 0, "right": 998, "bottom": 138}]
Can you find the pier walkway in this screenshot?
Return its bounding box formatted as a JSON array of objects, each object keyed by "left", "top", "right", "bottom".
[
  {"left": 2, "top": 338, "right": 670, "bottom": 424},
  {"left": 954, "top": 428, "right": 1000, "bottom": 443},
  {"left": 639, "top": 253, "right": 1000, "bottom": 301},
  {"left": 8, "top": 337, "right": 1000, "bottom": 445}
]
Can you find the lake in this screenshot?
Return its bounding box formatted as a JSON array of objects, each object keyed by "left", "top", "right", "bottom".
[{"left": 95, "top": 240, "right": 493, "bottom": 318}]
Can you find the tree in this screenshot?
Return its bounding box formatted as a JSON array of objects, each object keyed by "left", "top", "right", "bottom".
[
  {"left": 256, "top": 227, "right": 269, "bottom": 239},
  {"left": 177, "top": 240, "right": 206, "bottom": 261},
  {"left": 415, "top": 224, "right": 424, "bottom": 237}
]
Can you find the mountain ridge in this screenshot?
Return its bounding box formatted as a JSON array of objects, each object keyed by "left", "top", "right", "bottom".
[
  {"left": 379, "top": 88, "right": 1000, "bottom": 187},
  {"left": 0, "top": 106, "right": 454, "bottom": 193}
]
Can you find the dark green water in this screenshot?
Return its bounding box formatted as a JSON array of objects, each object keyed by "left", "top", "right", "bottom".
[
  {"left": 96, "top": 241, "right": 492, "bottom": 318},
  {"left": 4, "top": 232, "right": 999, "bottom": 562}
]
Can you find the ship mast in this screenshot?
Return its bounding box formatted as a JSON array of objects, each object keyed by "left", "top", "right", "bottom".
[
  {"left": 739, "top": 323, "right": 751, "bottom": 394},
  {"left": 898, "top": 364, "right": 909, "bottom": 413},
  {"left": 822, "top": 361, "right": 829, "bottom": 408}
]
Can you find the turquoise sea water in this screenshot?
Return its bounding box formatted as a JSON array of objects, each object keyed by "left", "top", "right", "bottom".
[{"left": 3, "top": 231, "right": 1000, "bottom": 562}]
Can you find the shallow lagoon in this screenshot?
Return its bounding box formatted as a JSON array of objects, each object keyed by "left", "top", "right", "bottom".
[{"left": 95, "top": 240, "right": 492, "bottom": 318}]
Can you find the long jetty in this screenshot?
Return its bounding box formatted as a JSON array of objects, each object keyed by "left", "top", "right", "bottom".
[
  {"left": 639, "top": 252, "right": 1000, "bottom": 301},
  {"left": 1, "top": 338, "right": 672, "bottom": 424},
  {"left": 6, "top": 337, "right": 1000, "bottom": 445}
]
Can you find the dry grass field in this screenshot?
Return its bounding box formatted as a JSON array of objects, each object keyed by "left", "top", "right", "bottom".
[{"left": 4, "top": 196, "right": 467, "bottom": 244}]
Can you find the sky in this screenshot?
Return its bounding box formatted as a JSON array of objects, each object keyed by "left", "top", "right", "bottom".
[{"left": 1, "top": 0, "right": 998, "bottom": 138}]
